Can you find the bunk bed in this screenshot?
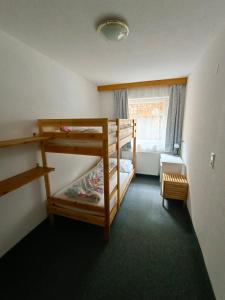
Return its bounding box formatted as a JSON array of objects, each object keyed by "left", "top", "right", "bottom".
[{"left": 38, "top": 118, "right": 136, "bottom": 240}]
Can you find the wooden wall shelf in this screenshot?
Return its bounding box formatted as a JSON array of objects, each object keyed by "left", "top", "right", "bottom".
[
  {"left": 0, "top": 136, "right": 51, "bottom": 148},
  {"left": 0, "top": 166, "right": 55, "bottom": 197}
]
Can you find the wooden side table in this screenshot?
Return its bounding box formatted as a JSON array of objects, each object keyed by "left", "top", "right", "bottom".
[{"left": 161, "top": 173, "right": 188, "bottom": 206}]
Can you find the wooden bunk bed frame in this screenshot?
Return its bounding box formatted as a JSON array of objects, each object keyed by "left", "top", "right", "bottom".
[{"left": 38, "top": 118, "right": 136, "bottom": 240}]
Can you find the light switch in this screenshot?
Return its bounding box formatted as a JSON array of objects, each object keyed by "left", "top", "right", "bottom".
[
  {"left": 210, "top": 152, "right": 216, "bottom": 169},
  {"left": 216, "top": 63, "right": 220, "bottom": 74}
]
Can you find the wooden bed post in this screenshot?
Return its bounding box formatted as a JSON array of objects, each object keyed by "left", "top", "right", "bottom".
[
  {"left": 38, "top": 121, "right": 54, "bottom": 225},
  {"left": 116, "top": 119, "right": 120, "bottom": 209},
  {"left": 133, "top": 119, "right": 136, "bottom": 173},
  {"left": 103, "top": 119, "right": 110, "bottom": 241}
]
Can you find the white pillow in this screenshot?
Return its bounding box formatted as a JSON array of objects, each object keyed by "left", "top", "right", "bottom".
[
  {"left": 109, "top": 158, "right": 133, "bottom": 173},
  {"left": 120, "top": 159, "right": 133, "bottom": 173}
]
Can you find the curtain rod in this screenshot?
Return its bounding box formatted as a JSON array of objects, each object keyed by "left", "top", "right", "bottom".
[{"left": 97, "top": 77, "right": 188, "bottom": 91}]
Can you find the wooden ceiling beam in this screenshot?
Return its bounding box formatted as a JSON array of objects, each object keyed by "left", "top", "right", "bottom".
[{"left": 97, "top": 77, "right": 188, "bottom": 91}]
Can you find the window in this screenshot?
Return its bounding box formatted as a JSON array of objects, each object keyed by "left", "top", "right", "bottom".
[{"left": 129, "top": 97, "right": 169, "bottom": 152}]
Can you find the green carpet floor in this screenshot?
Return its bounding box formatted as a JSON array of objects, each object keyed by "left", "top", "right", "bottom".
[{"left": 1, "top": 175, "right": 215, "bottom": 300}]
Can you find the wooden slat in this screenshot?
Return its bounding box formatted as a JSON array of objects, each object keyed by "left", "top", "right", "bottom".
[
  {"left": 108, "top": 120, "right": 117, "bottom": 124},
  {"left": 110, "top": 203, "right": 118, "bottom": 224},
  {"left": 103, "top": 122, "right": 110, "bottom": 240},
  {"left": 163, "top": 173, "right": 188, "bottom": 184},
  {"left": 109, "top": 165, "right": 117, "bottom": 178},
  {"left": 119, "top": 119, "right": 134, "bottom": 125},
  {"left": 0, "top": 166, "right": 55, "bottom": 197},
  {"left": 108, "top": 143, "right": 117, "bottom": 155},
  {"left": 97, "top": 77, "right": 188, "bottom": 91},
  {"left": 38, "top": 118, "right": 108, "bottom": 127},
  {"left": 48, "top": 205, "right": 105, "bottom": 226},
  {"left": 42, "top": 132, "right": 104, "bottom": 140},
  {"left": 119, "top": 169, "right": 135, "bottom": 205},
  {"left": 0, "top": 136, "right": 51, "bottom": 148},
  {"left": 120, "top": 135, "right": 132, "bottom": 148},
  {"left": 44, "top": 144, "right": 103, "bottom": 156},
  {"left": 109, "top": 185, "right": 118, "bottom": 200},
  {"left": 120, "top": 127, "right": 133, "bottom": 139},
  {"left": 116, "top": 118, "right": 120, "bottom": 209},
  {"left": 49, "top": 197, "right": 105, "bottom": 214}
]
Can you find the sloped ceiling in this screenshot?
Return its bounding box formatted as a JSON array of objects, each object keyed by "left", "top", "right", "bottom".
[{"left": 0, "top": 0, "right": 225, "bottom": 84}]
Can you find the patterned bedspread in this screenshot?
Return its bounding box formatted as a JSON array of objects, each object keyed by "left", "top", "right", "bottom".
[{"left": 64, "top": 160, "right": 116, "bottom": 203}]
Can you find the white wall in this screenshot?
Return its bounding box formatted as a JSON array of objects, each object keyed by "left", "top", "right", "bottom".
[
  {"left": 182, "top": 28, "right": 225, "bottom": 299},
  {"left": 99, "top": 91, "right": 115, "bottom": 119},
  {"left": 0, "top": 30, "right": 100, "bottom": 257}
]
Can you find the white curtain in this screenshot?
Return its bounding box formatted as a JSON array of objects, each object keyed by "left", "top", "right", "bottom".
[
  {"left": 128, "top": 86, "right": 170, "bottom": 153},
  {"left": 135, "top": 103, "right": 168, "bottom": 152},
  {"left": 128, "top": 85, "right": 170, "bottom": 99}
]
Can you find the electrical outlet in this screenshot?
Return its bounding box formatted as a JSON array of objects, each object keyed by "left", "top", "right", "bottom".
[{"left": 210, "top": 152, "right": 216, "bottom": 169}]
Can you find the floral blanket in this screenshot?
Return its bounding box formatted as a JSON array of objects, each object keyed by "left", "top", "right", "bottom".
[{"left": 64, "top": 160, "right": 116, "bottom": 203}]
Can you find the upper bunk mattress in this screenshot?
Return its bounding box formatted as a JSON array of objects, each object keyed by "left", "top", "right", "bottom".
[{"left": 44, "top": 124, "right": 133, "bottom": 148}]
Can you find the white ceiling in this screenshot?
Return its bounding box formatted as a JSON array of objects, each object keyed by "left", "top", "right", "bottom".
[{"left": 0, "top": 0, "right": 225, "bottom": 84}]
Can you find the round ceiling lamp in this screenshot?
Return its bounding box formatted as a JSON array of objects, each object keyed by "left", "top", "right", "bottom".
[{"left": 97, "top": 19, "right": 129, "bottom": 41}]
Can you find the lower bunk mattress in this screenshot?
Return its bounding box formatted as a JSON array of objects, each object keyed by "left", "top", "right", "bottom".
[{"left": 52, "top": 159, "right": 133, "bottom": 216}]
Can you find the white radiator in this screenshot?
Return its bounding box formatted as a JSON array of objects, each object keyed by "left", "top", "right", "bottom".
[{"left": 122, "top": 151, "right": 160, "bottom": 176}]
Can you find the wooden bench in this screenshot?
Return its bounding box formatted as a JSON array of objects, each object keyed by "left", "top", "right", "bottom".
[{"left": 161, "top": 173, "right": 188, "bottom": 207}]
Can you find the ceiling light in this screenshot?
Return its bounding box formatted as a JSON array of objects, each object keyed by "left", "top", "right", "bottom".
[{"left": 97, "top": 19, "right": 129, "bottom": 41}]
